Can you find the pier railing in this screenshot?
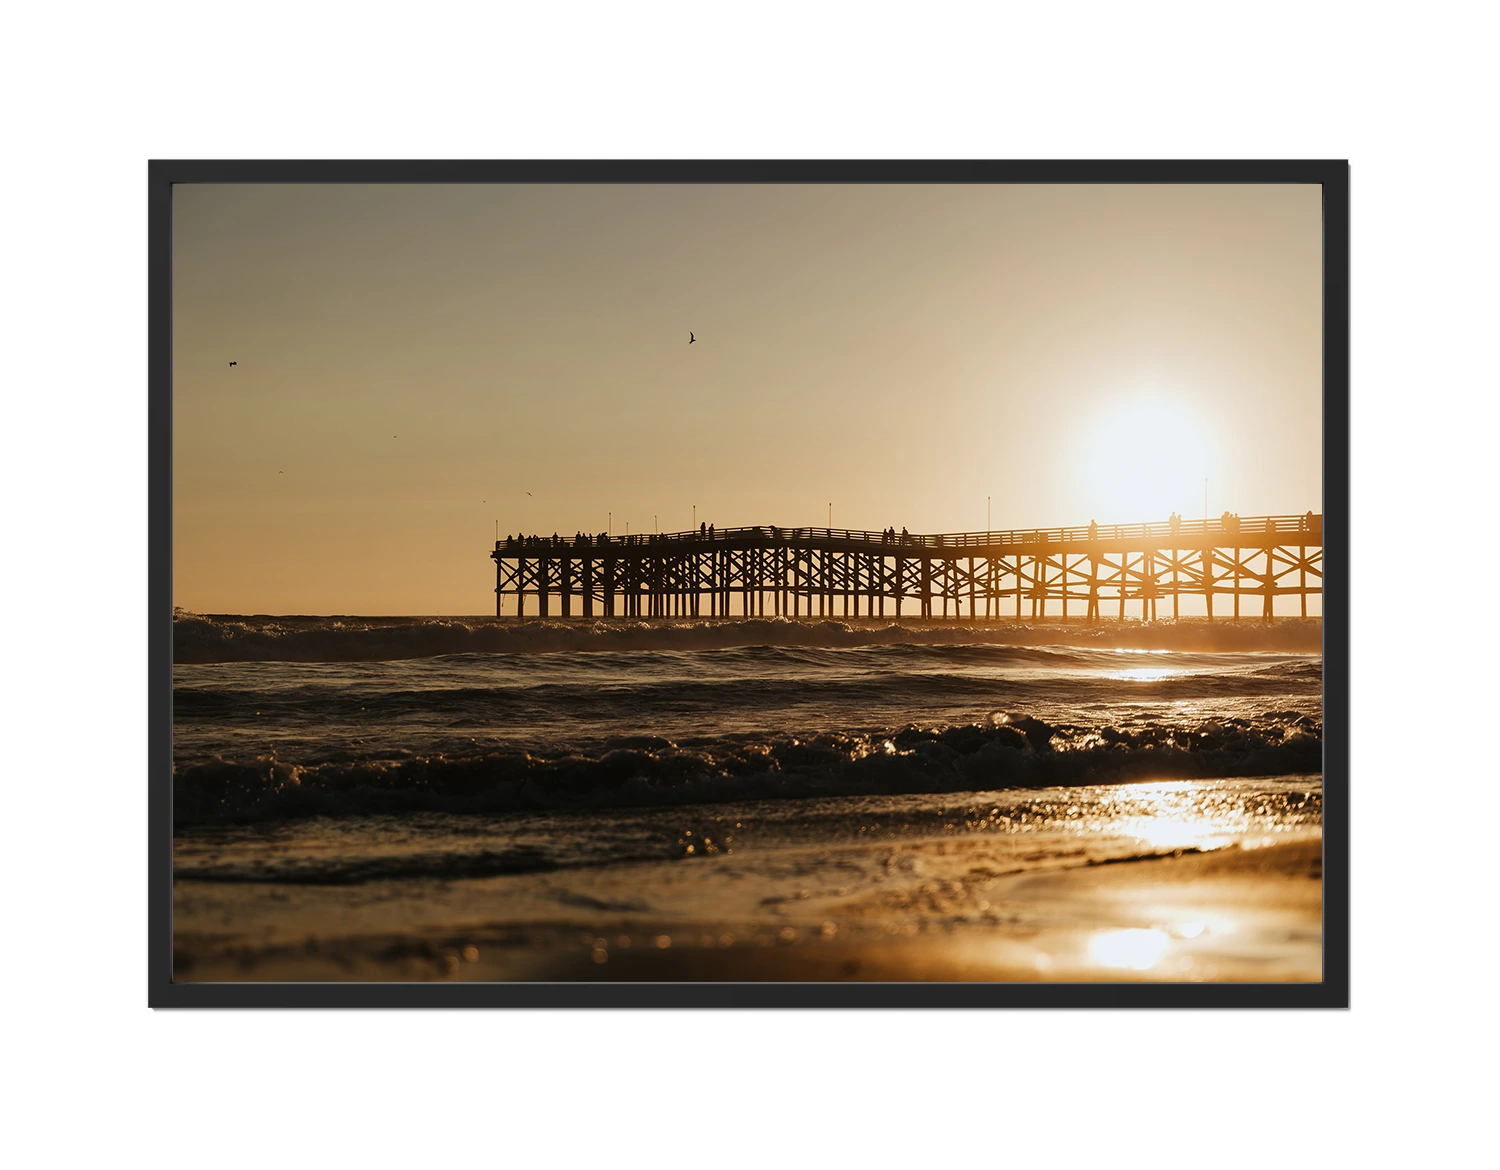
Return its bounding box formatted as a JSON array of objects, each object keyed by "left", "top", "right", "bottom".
[{"left": 500, "top": 514, "right": 1321, "bottom": 552}]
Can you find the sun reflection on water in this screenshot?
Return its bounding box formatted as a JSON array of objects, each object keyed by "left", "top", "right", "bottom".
[
  {"left": 1105, "top": 667, "right": 1182, "bottom": 682},
  {"left": 1122, "top": 818, "right": 1226, "bottom": 850},
  {"left": 1083, "top": 779, "right": 1283, "bottom": 852}
]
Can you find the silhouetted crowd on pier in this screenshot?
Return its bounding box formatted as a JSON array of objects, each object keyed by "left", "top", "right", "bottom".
[
  {"left": 502, "top": 523, "right": 919, "bottom": 549},
  {"left": 499, "top": 513, "right": 1321, "bottom": 554},
  {"left": 504, "top": 532, "right": 620, "bottom": 549},
  {"left": 502, "top": 525, "right": 724, "bottom": 550}
]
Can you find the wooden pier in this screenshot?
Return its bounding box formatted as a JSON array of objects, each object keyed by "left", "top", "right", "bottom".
[{"left": 491, "top": 514, "right": 1322, "bottom": 622}]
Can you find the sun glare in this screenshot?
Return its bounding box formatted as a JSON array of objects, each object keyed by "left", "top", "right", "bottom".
[
  {"left": 1089, "top": 929, "right": 1171, "bottom": 970},
  {"left": 1080, "top": 394, "right": 1216, "bottom": 524}
]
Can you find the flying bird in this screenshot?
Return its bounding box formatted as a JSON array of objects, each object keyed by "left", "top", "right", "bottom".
[
  {"left": 689, "top": 332, "right": 695, "bottom": 345},
  {"left": 228, "top": 361, "right": 237, "bottom": 367},
  {"left": 526, "top": 491, "right": 533, "bottom": 497}
]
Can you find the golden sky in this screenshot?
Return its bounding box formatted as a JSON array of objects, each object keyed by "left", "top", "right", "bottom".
[{"left": 173, "top": 183, "right": 1322, "bottom": 614}]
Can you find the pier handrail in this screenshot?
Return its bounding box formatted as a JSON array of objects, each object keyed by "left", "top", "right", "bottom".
[{"left": 499, "top": 513, "right": 1322, "bottom": 551}]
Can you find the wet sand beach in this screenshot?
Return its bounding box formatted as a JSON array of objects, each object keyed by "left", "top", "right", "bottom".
[{"left": 174, "top": 799, "right": 1320, "bottom": 984}]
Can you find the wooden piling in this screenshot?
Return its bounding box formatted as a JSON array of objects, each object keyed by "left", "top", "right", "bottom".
[
  {"left": 1300, "top": 543, "right": 1307, "bottom": 618},
  {"left": 1234, "top": 545, "right": 1241, "bottom": 620},
  {"left": 1172, "top": 546, "right": 1179, "bottom": 620},
  {"left": 1204, "top": 545, "right": 1214, "bottom": 621}
]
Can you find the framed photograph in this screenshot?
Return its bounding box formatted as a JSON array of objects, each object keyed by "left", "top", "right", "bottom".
[{"left": 151, "top": 161, "right": 1347, "bottom": 1007}]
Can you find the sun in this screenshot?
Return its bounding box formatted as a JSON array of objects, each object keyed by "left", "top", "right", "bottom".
[{"left": 1079, "top": 393, "right": 1216, "bottom": 524}]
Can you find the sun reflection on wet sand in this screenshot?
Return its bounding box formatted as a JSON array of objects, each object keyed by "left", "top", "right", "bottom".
[{"left": 1090, "top": 928, "right": 1171, "bottom": 969}]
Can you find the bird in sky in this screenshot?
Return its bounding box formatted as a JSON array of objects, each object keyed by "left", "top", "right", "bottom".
[
  {"left": 689, "top": 332, "right": 695, "bottom": 344},
  {"left": 228, "top": 361, "right": 237, "bottom": 367},
  {"left": 526, "top": 491, "right": 533, "bottom": 497}
]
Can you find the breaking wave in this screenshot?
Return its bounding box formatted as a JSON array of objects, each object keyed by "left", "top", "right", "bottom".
[{"left": 174, "top": 712, "right": 1323, "bottom": 826}]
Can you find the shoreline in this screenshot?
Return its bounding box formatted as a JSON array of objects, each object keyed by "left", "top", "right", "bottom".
[{"left": 174, "top": 836, "right": 1321, "bottom": 984}]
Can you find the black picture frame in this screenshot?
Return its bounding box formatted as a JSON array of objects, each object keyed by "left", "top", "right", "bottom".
[{"left": 149, "top": 159, "right": 1348, "bottom": 1008}]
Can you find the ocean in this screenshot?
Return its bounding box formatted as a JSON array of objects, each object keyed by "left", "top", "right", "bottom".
[{"left": 172, "top": 614, "right": 1323, "bottom": 981}]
